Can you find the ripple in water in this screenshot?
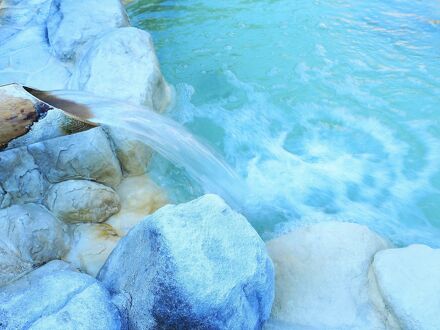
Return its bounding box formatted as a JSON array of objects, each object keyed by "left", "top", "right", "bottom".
[{"left": 128, "top": 0, "right": 440, "bottom": 246}]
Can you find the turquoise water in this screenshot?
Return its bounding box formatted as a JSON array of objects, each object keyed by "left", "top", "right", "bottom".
[{"left": 128, "top": 0, "right": 440, "bottom": 246}]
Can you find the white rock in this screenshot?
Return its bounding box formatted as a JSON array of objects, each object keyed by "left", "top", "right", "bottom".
[
  {"left": 99, "top": 194, "right": 274, "bottom": 329},
  {"left": 107, "top": 175, "right": 167, "bottom": 235},
  {"left": 0, "top": 17, "right": 70, "bottom": 90},
  {"left": 70, "top": 27, "right": 171, "bottom": 112},
  {"left": 266, "top": 221, "right": 391, "bottom": 329},
  {"left": 45, "top": 180, "right": 120, "bottom": 223},
  {"left": 372, "top": 244, "right": 440, "bottom": 330},
  {"left": 0, "top": 204, "right": 68, "bottom": 287},
  {"left": 46, "top": 0, "right": 129, "bottom": 61},
  {"left": 0, "top": 260, "right": 122, "bottom": 329},
  {"left": 28, "top": 127, "right": 123, "bottom": 187},
  {"left": 64, "top": 223, "right": 120, "bottom": 277}
]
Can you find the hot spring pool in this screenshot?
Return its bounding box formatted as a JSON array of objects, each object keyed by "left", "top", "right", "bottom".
[{"left": 127, "top": 0, "right": 440, "bottom": 246}]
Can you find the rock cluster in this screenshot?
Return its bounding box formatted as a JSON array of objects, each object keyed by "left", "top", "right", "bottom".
[
  {"left": 0, "top": 126, "right": 166, "bottom": 284},
  {"left": 0, "top": 1, "right": 275, "bottom": 329},
  {"left": 267, "top": 222, "right": 440, "bottom": 330}
]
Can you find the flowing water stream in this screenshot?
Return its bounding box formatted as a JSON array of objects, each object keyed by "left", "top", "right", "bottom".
[
  {"left": 126, "top": 0, "right": 440, "bottom": 246},
  {"left": 34, "top": 89, "right": 247, "bottom": 211}
]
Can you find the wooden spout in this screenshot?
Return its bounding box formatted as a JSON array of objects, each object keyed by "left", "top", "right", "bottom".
[
  {"left": 0, "top": 84, "right": 50, "bottom": 148},
  {"left": 23, "top": 86, "right": 95, "bottom": 125},
  {"left": 0, "top": 83, "right": 96, "bottom": 148}
]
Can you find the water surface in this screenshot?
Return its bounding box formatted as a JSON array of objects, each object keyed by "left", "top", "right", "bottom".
[{"left": 128, "top": 0, "right": 440, "bottom": 245}]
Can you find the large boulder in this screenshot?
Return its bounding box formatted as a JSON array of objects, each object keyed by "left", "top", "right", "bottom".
[
  {"left": 46, "top": 0, "right": 129, "bottom": 61},
  {"left": 0, "top": 260, "right": 122, "bottom": 329},
  {"left": 69, "top": 27, "right": 171, "bottom": 112},
  {"left": 28, "top": 127, "right": 123, "bottom": 188},
  {"left": 266, "top": 221, "right": 391, "bottom": 329},
  {"left": 371, "top": 244, "right": 440, "bottom": 330},
  {"left": 0, "top": 204, "right": 68, "bottom": 287},
  {"left": 45, "top": 180, "right": 120, "bottom": 223},
  {"left": 98, "top": 194, "right": 274, "bottom": 329}
]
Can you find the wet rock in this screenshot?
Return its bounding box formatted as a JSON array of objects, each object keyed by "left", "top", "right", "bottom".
[
  {"left": 45, "top": 180, "right": 120, "bottom": 224},
  {"left": 0, "top": 204, "right": 68, "bottom": 287},
  {"left": 266, "top": 221, "right": 391, "bottom": 329},
  {"left": 0, "top": 146, "right": 47, "bottom": 206},
  {"left": 107, "top": 175, "right": 167, "bottom": 235},
  {"left": 99, "top": 194, "right": 274, "bottom": 329},
  {"left": 70, "top": 27, "right": 172, "bottom": 112},
  {"left": 0, "top": 260, "right": 122, "bottom": 329},
  {"left": 47, "top": 0, "right": 129, "bottom": 62},
  {"left": 104, "top": 127, "right": 152, "bottom": 176},
  {"left": 64, "top": 223, "right": 120, "bottom": 277},
  {"left": 372, "top": 244, "right": 440, "bottom": 330},
  {"left": 28, "top": 127, "right": 123, "bottom": 187}
]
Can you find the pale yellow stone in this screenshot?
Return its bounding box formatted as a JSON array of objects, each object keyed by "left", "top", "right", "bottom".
[
  {"left": 106, "top": 174, "right": 168, "bottom": 235},
  {"left": 64, "top": 223, "right": 120, "bottom": 277},
  {"left": 63, "top": 175, "right": 167, "bottom": 276}
]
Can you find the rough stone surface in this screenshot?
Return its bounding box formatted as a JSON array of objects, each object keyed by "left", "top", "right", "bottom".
[
  {"left": 104, "top": 127, "right": 152, "bottom": 176},
  {"left": 0, "top": 204, "right": 68, "bottom": 287},
  {"left": 99, "top": 194, "right": 274, "bottom": 329},
  {"left": 0, "top": 146, "right": 47, "bottom": 206},
  {"left": 107, "top": 175, "right": 167, "bottom": 235},
  {"left": 0, "top": 260, "right": 122, "bottom": 329},
  {"left": 0, "top": 1, "right": 71, "bottom": 90},
  {"left": 28, "top": 128, "right": 123, "bottom": 187},
  {"left": 45, "top": 180, "right": 120, "bottom": 223},
  {"left": 372, "top": 244, "right": 440, "bottom": 330},
  {"left": 266, "top": 221, "right": 391, "bottom": 330},
  {"left": 47, "top": 0, "right": 129, "bottom": 62},
  {"left": 70, "top": 27, "right": 171, "bottom": 112},
  {"left": 64, "top": 223, "right": 120, "bottom": 277}
]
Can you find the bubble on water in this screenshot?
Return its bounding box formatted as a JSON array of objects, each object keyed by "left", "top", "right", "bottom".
[{"left": 169, "top": 70, "right": 440, "bottom": 246}]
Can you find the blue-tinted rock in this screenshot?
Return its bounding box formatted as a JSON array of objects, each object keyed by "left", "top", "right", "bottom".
[
  {"left": 47, "top": 0, "right": 129, "bottom": 62},
  {"left": 0, "top": 260, "right": 122, "bottom": 329},
  {"left": 0, "top": 204, "right": 68, "bottom": 287},
  {"left": 28, "top": 128, "right": 122, "bottom": 188},
  {"left": 98, "top": 194, "right": 274, "bottom": 330}
]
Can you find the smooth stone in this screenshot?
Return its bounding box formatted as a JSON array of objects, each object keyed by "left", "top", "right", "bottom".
[
  {"left": 0, "top": 146, "right": 47, "bottom": 206},
  {"left": 99, "top": 194, "right": 274, "bottom": 329},
  {"left": 70, "top": 27, "right": 172, "bottom": 112},
  {"left": 64, "top": 223, "right": 120, "bottom": 277},
  {"left": 45, "top": 180, "right": 120, "bottom": 224},
  {"left": 106, "top": 175, "right": 167, "bottom": 235},
  {"left": 0, "top": 260, "right": 122, "bottom": 329},
  {"left": 266, "top": 221, "right": 391, "bottom": 329},
  {"left": 372, "top": 244, "right": 440, "bottom": 330},
  {"left": 46, "top": 0, "right": 129, "bottom": 62},
  {"left": 28, "top": 127, "right": 123, "bottom": 188},
  {"left": 0, "top": 204, "right": 68, "bottom": 287}
]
